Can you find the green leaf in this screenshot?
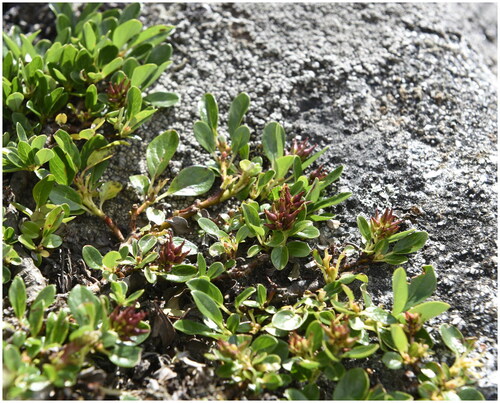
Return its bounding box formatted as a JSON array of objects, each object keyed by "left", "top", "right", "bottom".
[
  {"left": 144, "top": 92, "right": 179, "bottom": 107},
  {"left": 392, "top": 231, "right": 428, "bottom": 254},
  {"left": 113, "top": 19, "right": 143, "bottom": 49},
  {"left": 382, "top": 351, "right": 403, "bottom": 370},
  {"left": 295, "top": 223, "right": 320, "bottom": 239},
  {"left": 242, "top": 203, "right": 261, "bottom": 229},
  {"left": 130, "top": 63, "right": 157, "bottom": 88},
  {"left": 234, "top": 287, "right": 256, "bottom": 308},
  {"left": 357, "top": 215, "right": 371, "bottom": 242},
  {"left": 301, "top": 146, "right": 329, "bottom": 170},
  {"left": 82, "top": 21, "right": 96, "bottom": 50},
  {"left": 109, "top": 343, "right": 142, "bottom": 367},
  {"left": 228, "top": 92, "right": 250, "bottom": 137},
  {"left": 68, "top": 285, "right": 101, "bottom": 326},
  {"left": 251, "top": 334, "right": 278, "bottom": 354},
  {"left": 207, "top": 261, "right": 225, "bottom": 279},
  {"left": 118, "top": 2, "right": 141, "bottom": 23},
  {"left": 309, "top": 192, "right": 352, "bottom": 212},
  {"left": 34, "top": 148, "right": 54, "bottom": 166},
  {"left": 392, "top": 267, "right": 408, "bottom": 315},
  {"left": 198, "top": 93, "right": 218, "bottom": 130},
  {"left": 3, "top": 345, "right": 22, "bottom": 372},
  {"left": 439, "top": 324, "right": 466, "bottom": 355},
  {"left": 129, "top": 174, "right": 150, "bottom": 196},
  {"left": 457, "top": 388, "right": 484, "bottom": 400},
  {"left": 286, "top": 241, "right": 311, "bottom": 258},
  {"left": 272, "top": 309, "right": 304, "bottom": 331},
  {"left": 9, "top": 276, "right": 26, "bottom": 320},
  {"left": 161, "top": 265, "right": 198, "bottom": 282},
  {"left": 191, "top": 290, "right": 224, "bottom": 330},
  {"left": 390, "top": 324, "right": 408, "bottom": 354},
  {"left": 146, "top": 207, "right": 165, "bottom": 225},
  {"left": 98, "top": 181, "right": 123, "bottom": 209},
  {"left": 266, "top": 231, "right": 284, "bottom": 247},
  {"left": 28, "top": 300, "right": 45, "bottom": 337},
  {"left": 271, "top": 246, "right": 289, "bottom": 270},
  {"left": 42, "top": 233, "right": 63, "bottom": 248},
  {"left": 382, "top": 254, "right": 408, "bottom": 265},
  {"left": 230, "top": 125, "right": 250, "bottom": 154},
  {"left": 187, "top": 279, "right": 223, "bottom": 306},
  {"left": 48, "top": 148, "right": 76, "bottom": 185},
  {"left": 126, "top": 86, "right": 142, "bottom": 121},
  {"left": 82, "top": 245, "right": 103, "bottom": 270},
  {"left": 173, "top": 319, "right": 221, "bottom": 338},
  {"left": 101, "top": 57, "right": 124, "bottom": 78},
  {"left": 409, "top": 301, "right": 450, "bottom": 322},
  {"left": 166, "top": 166, "right": 215, "bottom": 196},
  {"left": 403, "top": 265, "right": 436, "bottom": 311},
  {"left": 197, "top": 217, "right": 223, "bottom": 238},
  {"left": 6, "top": 92, "right": 24, "bottom": 112},
  {"left": 274, "top": 155, "right": 295, "bottom": 180},
  {"left": 247, "top": 244, "right": 261, "bottom": 258},
  {"left": 262, "top": 122, "right": 285, "bottom": 165},
  {"left": 97, "top": 44, "right": 119, "bottom": 68},
  {"left": 333, "top": 368, "right": 370, "bottom": 400},
  {"left": 146, "top": 130, "right": 179, "bottom": 180},
  {"left": 33, "top": 175, "right": 55, "bottom": 208},
  {"left": 102, "top": 251, "right": 122, "bottom": 270},
  {"left": 193, "top": 121, "right": 216, "bottom": 153},
  {"left": 49, "top": 184, "right": 84, "bottom": 214},
  {"left": 138, "top": 235, "right": 157, "bottom": 254},
  {"left": 342, "top": 344, "right": 379, "bottom": 359}
]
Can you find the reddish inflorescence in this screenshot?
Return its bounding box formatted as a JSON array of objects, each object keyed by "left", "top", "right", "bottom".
[
  {"left": 286, "top": 138, "right": 317, "bottom": 161},
  {"left": 370, "top": 208, "right": 402, "bottom": 240},
  {"left": 109, "top": 306, "right": 148, "bottom": 341},
  {"left": 106, "top": 78, "right": 131, "bottom": 108},
  {"left": 264, "top": 185, "right": 307, "bottom": 231},
  {"left": 157, "top": 230, "right": 189, "bottom": 271},
  {"left": 308, "top": 163, "right": 328, "bottom": 183}
]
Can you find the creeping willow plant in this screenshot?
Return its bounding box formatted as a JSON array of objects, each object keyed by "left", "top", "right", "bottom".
[{"left": 2, "top": 3, "right": 487, "bottom": 401}]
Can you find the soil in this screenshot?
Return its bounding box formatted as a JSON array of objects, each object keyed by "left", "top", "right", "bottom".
[{"left": 2, "top": 2, "right": 497, "bottom": 400}]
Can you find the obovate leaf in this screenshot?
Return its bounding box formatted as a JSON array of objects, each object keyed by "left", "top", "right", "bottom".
[
  {"left": 193, "top": 121, "right": 216, "bottom": 153},
  {"left": 173, "top": 319, "right": 222, "bottom": 339},
  {"left": 9, "top": 276, "right": 26, "bottom": 320},
  {"left": 409, "top": 301, "right": 450, "bottom": 322},
  {"left": 439, "top": 324, "right": 466, "bottom": 355},
  {"left": 109, "top": 343, "right": 142, "bottom": 367},
  {"left": 403, "top": 265, "right": 436, "bottom": 311},
  {"left": 146, "top": 130, "right": 179, "bottom": 180},
  {"left": 98, "top": 181, "right": 123, "bottom": 209},
  {"left": 392, "top": 231, "right": 428, "bottom": 254},
  {"left": 112, "top": 19, "right": 143, "bottom": 49},
  {"left": 187, "top": 278, "right": 223, "bottom": 306},
  {"left": 228, "top": 92, "right": 250, "bottom": 137},
  {"left": 262, "top": 122, "right": 285, "bottom": 165},
  {"left": 382, "top": 351, "right": 403, "bottom": 370},
  {"left": 144, "top": 92, "right": 179, "bottom": 107},
  {"left": 230, "top": 125, "right": 251, "bottom": 154},
  {"left": 49, "top": 184, "right": 84, "bottom": 214},
  {"left": 357, "top": 215, "right": 371, "bottom": 242},
  {"left": 191, "top": 290, "right": 224, "bottom": 330},
  {"left": 82, "top": 245, "right": 103, "bottom": 270},
  {"left": 391, "top": 267, "right": 408, "bottom": 315},
  {"left": 333, "top": 368, "right": 370, "bottom": 400},
  {"left": 271, "top": 246, "right": 289, "bottom": 270},
  {"left": 198, "top": 93, "right": 218, "bottom": 131},
  {"left": 166, "top": 166, "right": 215, "bottom": 196},
  {"left": 272, "top": 309, "right": 305, "bottom": 331}
]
